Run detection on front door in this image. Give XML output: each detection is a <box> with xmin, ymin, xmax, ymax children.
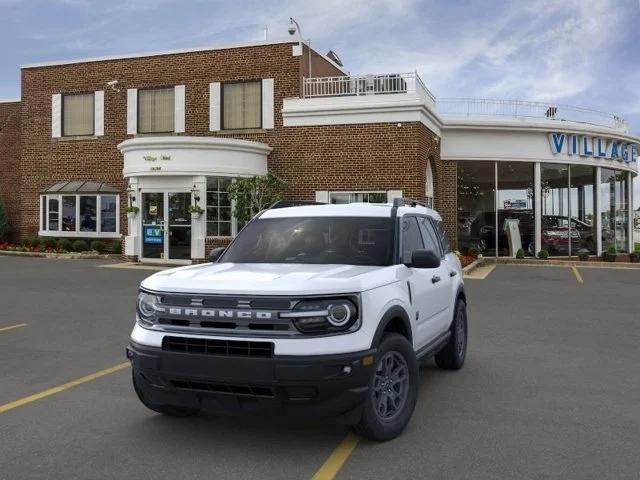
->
<box><xmin>141</xmin><ymin>192</ymin><xmax>191</xmax><ymax>262</ymax></box>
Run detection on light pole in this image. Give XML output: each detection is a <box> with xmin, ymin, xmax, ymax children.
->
<box><xmin>288</xmin><ymin>17</ymin><xmax>312</xmax><ymax>89</ymax></box>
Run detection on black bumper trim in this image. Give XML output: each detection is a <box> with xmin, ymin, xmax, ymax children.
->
<box><xmin>127</xmin><ymin>341</ymin><xmax>376</xmax><ymax>421</ymax></box>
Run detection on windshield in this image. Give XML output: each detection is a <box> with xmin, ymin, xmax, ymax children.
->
<box><xmin>221</xmin><ymin>216</ymin><xmax>394</xmax><ymax>266</ymax></box>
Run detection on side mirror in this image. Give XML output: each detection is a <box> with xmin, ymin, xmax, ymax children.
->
<box><xmin>409</xmin><ymin>249</ymin><xmax>441</xmax><ymax>269</ymax></box>
<box><xmin>208</xmin><ymin>247</ymin><xmax>226</xmax><ymax>263</ymax></box>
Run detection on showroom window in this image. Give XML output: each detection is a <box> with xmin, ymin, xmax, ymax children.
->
<box><xmin>206</xmin><ymin>177</ymin><xmax>234</xmax><ymax>236</ymax></box>
<box><xmin>541</xmin><ymin>164</ymin><xmax>570</xmax><ymax>256</ymax></box>
<box><xmin>457</xmin><ymin>161</ymin><xmax>496</xmax><ymax>256</ymax></box>
<box><xmin>329</xmin><ymin>192</ymin><xmax>388</xmax><ymax>204</ymax></box>
<box><xmin>138</xmin><ymin>87</ymin><xmax>175</xmax><ymax>133</ymax></box>
<box><xmin>62</xmin><ymin>92</ymin><xmax>94</xmax><ymax>136</ymax></box>
<box><xmin>41</xmin><ymin>194</ymin><xmax>119</xmax><ymax>237</ymax></box>
<box><xmin>497</xmin><ymin>162</ymin><xmax>535</xmax><ymax>256</ymax></box>
<box><xmin>222</xmin><ymin>81</ymin><xmax>261</xmax><ymax>130</ymax></box>
<box><xmin>601</xmin><ymin>168</ymin><xmax>629</xmax><ymax>253</ymax></box>
<box><xmin>569</xmin><ymin>165</ymin><xmax>597</xmax><ymax>254</ymax></box>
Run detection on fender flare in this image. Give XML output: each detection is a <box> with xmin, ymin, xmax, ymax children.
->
<box><xmin>371</xmin><ymin>305</ymin><xmax>413</xmax><ymax>348</ymax></box>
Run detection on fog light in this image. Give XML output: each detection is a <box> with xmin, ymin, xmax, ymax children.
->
<box><xmin>361</xmin><ymin>355</ymin><xmax>374</xmax><ymax>366</ymax></box>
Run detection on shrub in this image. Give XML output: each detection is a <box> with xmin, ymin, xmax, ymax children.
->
<box><xmin>90</xmin><ymin>240</ymin><xmax>107</xmax><ymax>253</ymax></box>
<box><xmin>607</xmin><ymin>245</ymin><xmax>617</xmax><ymax>254</ymax></box>
<box><xmin>629</xmin><ymin>252</ymin><xmax>640</xmax><ymax>263</ymax></box>
<box><xmin>71</xmin><ymin>239</ymin><xmax>89</xmax><ymax>252</ymax></box>
<box><xmin>468</xmin><ymin>247</ymin><xmax>479</xmax><ymax>257</ymax></box>
<box><xmin>57</xmin><ymin>238</ymin><xmax>73</xmax><ymax>252</ymax></box>
<box><xmin>0</xmin><ymin>197</ymin><xmax>9</xmax><ymax>242</ymax></box>
<box><xmin>22</xmin><ymin>238</ymin><xmax>36</xmax><ymax>248</ymax></box>
<box><xmin>40</xmin><ymin>237</ymin><xmax>57</xmax><ymax>249</ymax></box>
<box><xmin>578</xmin><ymin>250</ymin><xmax>590</xmax><ymax>262</ymax></box>
<box><xmin>110</xmin><ymin>239</ymin><xmax>122</xmax><ymax>254</ymax></box>
<box><xmin>537</xmin><ymin>249</ymin><xmax>549</xmax><ymax>260</ymax></box>
<box><xmin>515</xmin><ymin>248</ymin><xmax>525</xmax><ymax>259</ymax></box>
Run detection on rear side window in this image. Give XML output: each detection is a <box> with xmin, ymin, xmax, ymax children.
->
<box><xmin>401</xmin><ymin>217</ymin><xmax>424</xmax><ymax>264</ymax></box>
<box><xmin>434</xmin><ymin>219</ymin><xmax>452</xmax><ymax>253</ymax></box>
<box><xmin>418</xmin><ymin>217</ymin><xmax>442</xmax><ymax>256</ymax></box>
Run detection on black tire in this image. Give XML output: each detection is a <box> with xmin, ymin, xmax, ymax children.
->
<box><xmin>132</xmin><ymin>370</ymin><xmax>200</xmax><ymax>417</ymax></box>
<box><xmin>353</xmin><ymin>333</ymin><xmax>418</xmax><ymax>441</ymax></box>
<box><xmin>435</xmin><ymin>300</ymin><xmax>467</xmax><ymax>370</ymax></box>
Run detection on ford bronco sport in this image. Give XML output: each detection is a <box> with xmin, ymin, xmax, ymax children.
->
<box><xmin>127</xmin><ymin>198</ymin><xmax>467</xmax><ymax>441</ymax></box>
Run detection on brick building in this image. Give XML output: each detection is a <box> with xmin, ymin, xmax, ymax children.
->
<box><xmin>0</xmin><ymin>38</ymin><xmax>638</xmax><ymax>262</ymax></box>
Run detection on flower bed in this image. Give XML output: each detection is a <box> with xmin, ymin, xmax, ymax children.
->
<box><xmin>0</xmin><ymin>241</ymin><xmax>65</xmax><ymax>254</ymax></box>
<box><xmin>459</xmin><ymin>255</ymin><xmax>476</xmax><ymax>268</ymax></box>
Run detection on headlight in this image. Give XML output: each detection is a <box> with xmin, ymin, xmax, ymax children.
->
<box><xmin>282</xmin><ymin>297</ymin><xmax>359</xmax><ymax>335</ymax></box>
<box><xmin>136</xmin><ymin>291</ymin><xmax>162</xmax><ymax>326</ymax></box>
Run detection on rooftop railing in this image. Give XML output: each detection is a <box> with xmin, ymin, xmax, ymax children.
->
<box><xmin>436</xmin><ymin>98</ymin><xmax>628</xmax><ymax>131</ymax></box>
<box><xmin>302</xmin><ymin>72</ymin><xmax>436</xmax><ymax>103</ymax></box>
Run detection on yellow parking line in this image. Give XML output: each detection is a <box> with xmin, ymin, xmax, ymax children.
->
<box><xmin>571</xmin><ymin>266</ymin><xmax>583</xmax><ymax>284</ymax></box>
<box><xmin>0</xmin><ymin>362</ymin><xmax>130</xmax><ymax>414</ymax></box>
<box><xmin>312</xmin><ymin>432</ymin><xmax>360</xmax><ymax>480</ymax></box>
<box><xmin>0</xmin><ymin>323</ymin><xmax>27</xmax><ymax>333</ymax></box>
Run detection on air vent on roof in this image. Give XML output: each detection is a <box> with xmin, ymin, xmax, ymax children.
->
<box><xmin>326</xmin><ymin>50</ymin><xmax>343</xmax><ymax>67</ymax></box>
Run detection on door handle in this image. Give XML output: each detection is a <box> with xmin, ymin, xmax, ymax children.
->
<box><xmin>431</xmin><ymin>275</ymin><xmax>441</xmax><ymax>284</ymax></box>
<box><xmin>449</xmin><ymin>270</ymin><xmax>457</xmax><ymax>277</ymax></box>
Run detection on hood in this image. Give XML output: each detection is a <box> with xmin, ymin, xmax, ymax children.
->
<box><xmin>141</xmin><ymin>263</ymin><xmax>400</xmax><ymax>296</ymax></box>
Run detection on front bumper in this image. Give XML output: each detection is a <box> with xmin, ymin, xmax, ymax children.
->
<box><xmin>127</xmin><ymin>341</ymin><xmax>376</xmax><ymax>422</ymax></box>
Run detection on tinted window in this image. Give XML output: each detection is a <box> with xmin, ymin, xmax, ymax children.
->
<box><xmin>418</xmin><ymin>217</ymin><xmax>441</xmax><ymax>256</ymax></box>
<box><xmin>222</xmin><ymin>217</ymin><xmax>393</xmax><ymax>266</ymax></box>
<box><xmin>401</xmin><ymin>217</ymin><xmax>424</xmax><ymax>264</ymax></box>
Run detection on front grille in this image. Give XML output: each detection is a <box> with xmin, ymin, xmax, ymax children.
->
<box><xmin>162</xmin><ymin>336</ymin><xmax>274</xmax><ymax>358</ymax></box>
<box><xmin>171</xmin><ymin>379</ymin><xmax>275</xmax><ymax>398</ymax></box>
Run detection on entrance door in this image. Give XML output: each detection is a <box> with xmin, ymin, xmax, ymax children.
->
<box><xmin>141</xmin><ymin>192</ymin><xmax>191</xmax><ymax>262</ymax></box>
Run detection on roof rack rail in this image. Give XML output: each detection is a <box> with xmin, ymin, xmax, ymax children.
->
<box><xmin>269</xmin><ymin>200</ymin><xmax>326</xmax><ymax>209</ymax></box>
<box><xmin>392</xmin><ymin>197</ymin><xmax>428</xmax><ymax>208</ymax></box>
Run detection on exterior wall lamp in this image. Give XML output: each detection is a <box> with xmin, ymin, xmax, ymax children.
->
<box><xmin>288</xmin><ymin>17</ymin><xmax>312</xmax><ymax>79</ymax></box>
<box><xmin>191</xmin><ymin>184</ymin><xmax>201</xmax><ymax>204</ymax></box>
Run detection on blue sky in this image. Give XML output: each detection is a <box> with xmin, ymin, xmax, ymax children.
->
<box><xmin>1</xmin><ymin>0</ymin><xmax>639</xmax><ymax>202</ymax></box>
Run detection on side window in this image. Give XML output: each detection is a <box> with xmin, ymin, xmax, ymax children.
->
<box><xmin>418</xmin><ymin>217</ymin><xmax>442</xmax><ymax>256</ymax></box>
<box><xmin>434</xmin><ymin>219</ymin><xmax>452</xmax><ymax>253</ymax></box>
<box><xmin>401</xmin><ymin>216</ymin><xmax>424</xmax><ymax>264</ymax></box>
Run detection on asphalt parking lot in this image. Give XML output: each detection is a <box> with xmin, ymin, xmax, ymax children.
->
<box><xmin>1</xmin><ymin>257</ymin><xmax>639</xmax><ymax>480</ymax></box>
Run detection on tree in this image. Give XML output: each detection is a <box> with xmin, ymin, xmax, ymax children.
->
<box><xmin>227</xmin><ymin>173</ymin><xmax>286</xmax><ymax>225</ymax></box>
<box><xmin>0</xmin><ymin>197</ymin><xmax>9</xmax><ymax>241</ymax></box>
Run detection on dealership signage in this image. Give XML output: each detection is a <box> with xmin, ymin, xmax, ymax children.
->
<box><xmin>549</xmin><ymin>133</ymin><xmax>638</xmax><ymax>163</ymax></box>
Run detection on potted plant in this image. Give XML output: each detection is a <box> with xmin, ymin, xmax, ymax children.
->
<box><xmin>126</xmin><ymin>206</ymin><xmax>139</xmax><ymax>221</ymax></box>
<box><xmin>604</xmin><ymin>245</ymin><xmax>617</xmax><ymax>262</ymax></box>
<box><xmin>189</xmin><ymin>205</ymin><xmax>204</xmax><ymax>219</ymax></box>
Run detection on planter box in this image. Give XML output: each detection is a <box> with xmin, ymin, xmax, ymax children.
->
<box><xmin>127</xmin><ymin>212</ymin><xmax>137</xmax><ymax>221</ymax></box>
<box><xmin>190</xmin><ymin>212</ymin><xmax>202</xmax><ymax>220</ymax></box>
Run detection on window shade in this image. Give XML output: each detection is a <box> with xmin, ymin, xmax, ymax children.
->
<box><xmin>223</xmin><ymin>81</ymin><xmax>261</xmax><ymax>129</ymax></box>
<box><xmin>63</xmin><ymin>93</ymin><xmax>94</xmax><ymax>136</ymax></box>
<box><xmin>138</xmin><ymin>88</ymin><xmax>175</xmax><ymax>133</ymax></box>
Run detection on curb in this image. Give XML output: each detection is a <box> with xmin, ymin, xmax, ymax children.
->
<box><xmin>0</xmin><ymin>250</ymin><xmax>122</xmax><ymax>260</ymax></box>
<box><xmin>462</xmin><ymin>257</ymin><xmax>486</xmax><ymax>274</ymax></box>
<box><xmin>491</xmin><ymin>257</ymin><xmax>640</xmax><ymax>269</ymax></box>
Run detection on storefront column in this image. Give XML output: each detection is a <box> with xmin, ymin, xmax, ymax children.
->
<box><xmin>628</xmin><ymin>171</ymin><xmax>634</xmax><ymax>253</ymax></box>
<box><xmin>191</xmin><ymin>175</ymin><xmax>207</xmax><ymax>261</ymax></box>
<box><xmin>595</xmin><ymin>167</ymin><xmax>602</xmax><ymax>256</ymax></box>
<box><xmin>534</xmin><ymin>162</ymin><xmax>541</xmax><ymax>255</ymax></box>
<box><xmin>125</xmin><ymin>177</ymin><xmax>140</xmax><ymax>259</ymax></box>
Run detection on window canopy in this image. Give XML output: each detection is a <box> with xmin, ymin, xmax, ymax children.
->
<box><xmin>42</xmin><ymin>180</ymin><xmax>119</xmax><ymax>194</ymax></box>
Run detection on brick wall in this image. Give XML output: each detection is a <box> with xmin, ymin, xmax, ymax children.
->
<box><xmin>0</xmin><ymin>101</ymin><xmax>21</xmax><ymax>241</ymax></box>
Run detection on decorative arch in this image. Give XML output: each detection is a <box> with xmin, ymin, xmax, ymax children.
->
<box><xmin>425</xmin><ymin>158</ymin><xmax>435</xmax><ymax>208</ymax></box>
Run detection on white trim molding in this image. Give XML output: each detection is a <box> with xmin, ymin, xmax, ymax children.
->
<box><xmin>174</xmin><ymin>85</ymin><xmax>186</xmax><ymax>133</ymax></box>
<box><xmin>51</xmin><ymin>94</ymin><xmax>61</xmax><ymax>138</ymax></box>
<box><xmin>94</xmin><ymin>90</ymin><xmax>104</xmax><ymax>136</ymax></box>
<box><xmin>262</xmin><ymin>78</ymin><xmax>275</xmax><ymax>129</ymax></box>
<box><xmin>209</xmin><ymin>82</ymin><xmax>221</xmax><ymax>131</ymax></box>
<box><xmin>127</xmin><ymin>88</ymin><xmax>138</xmax><ymax>135</ymax></box>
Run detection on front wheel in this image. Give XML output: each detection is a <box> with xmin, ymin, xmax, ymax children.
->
<box><xmin>435</xmin><ymin>300</ymin><xmax>467</xmax><ymax>370</ymax></box>
<box><xmin>353</xmin><ymin>333</ymin><xmax>418</xmax><ymax>441</ymax></box>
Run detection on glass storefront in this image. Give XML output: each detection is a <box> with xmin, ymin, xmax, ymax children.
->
<box><xmin>601</xmin><ymin>168</ymin><xmax>629</xmax><ymax>253</ymax></box>
<box><xmin>497</xmin><ymin>163</ymin><xmax>535</xmax><ymax>256</ymax></box>
<box><xmin>457</xmin><ymin>161</ymin><xmax>631</xmax><ymax>257</ymax></box>
<box><xmin>457</xmin><ymin>161</ymin><xmax>496</xmax><ymax>256</ymax></box>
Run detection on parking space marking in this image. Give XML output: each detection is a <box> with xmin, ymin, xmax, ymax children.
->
<box><xmin>311</xmin><ymin>432</ymin><xmax>360</xmax><ymax>480</ymax></box>
<box><xmin>571</xmin><ymin>266</ymin><xmax>584</xmax><ymax>284</ymax></box>
<box><xmin>0</xmin><ymin>323</ymin><xmax>27</xmax><ymax>333</ymax></box>
<box><xmin>0</xmin><ymin>362</ymin><xmax>130</xmax><ymax>414</ymax></box>
<box><xmin>98</xmin><ymin>262</ymin><xmax>169</xmax><ymax>271</ymax></box>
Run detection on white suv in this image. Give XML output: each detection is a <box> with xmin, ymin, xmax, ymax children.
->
<box><xmin>127</xmin><ymin>199</ymin><xmax>467</xmax><ymax>441</ymax></box>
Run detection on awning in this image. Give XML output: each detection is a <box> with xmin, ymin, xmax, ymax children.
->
<box><xmin>42</xmin><ymin>180</ymin><xmax>120</xmax><ymax>194</ymax></box>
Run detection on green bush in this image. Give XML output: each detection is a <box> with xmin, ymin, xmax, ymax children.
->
<box><xmin>629</xmin><ymin>252</ymin><xmax>639</xmax><ymax>263</ymax></box>
<box><xmin>90</xmin><ymin>240</ymin><xmax>107</xmax><ymax>253</ymax></box>
<box><xmin>110</xmin><ymin>239</ymin><xmax>122</xmax><ymax>254</ymax></box>
<box><xmin>40</xmin><ymin>237</ymin><xmax>58</xmax><ymax>249</ymax></box>
<box><xmin>607</xmin><ymin>245</ymin><xmax>617</xmax><ymax>254</ymax></box>
<box><xmin>72</xmin><ymin>239</ymin><xmax>89</xmax><ymax>252</ymax></box>
<box><xmin>57</xmin><ymin>238</ymin><xmax>73</xmax><ymax>252</ymax></box>
<box><xmin>578</xmin><ymin>250</ymin><xmax>590</xmax><ymax>261</ymax></box>
<box><xmin>22</xmin><ymin>238</ymin><xmax>37</xmax><ymax>248</ymax></box>
<box><xmin>537</xmin><ymin>249</ymin><xmax>549</xmax><ymax>260</ymax></box>
<box><xmin>515</xmin><ymin>248</ymin><xmax>525</xmax><ymax>259</ymax></box>
<box><xmin>468</xmin><ymin>247</ymin><xmax>479</xmax><ymax>257</ymax></box>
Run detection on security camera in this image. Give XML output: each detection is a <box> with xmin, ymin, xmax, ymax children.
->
<box><xmin>288</xmin><ymin>18</ymin><xmax>297</xmax><ymax>35</ymax></box>
<box><xmin>106</xmin><ymin>80</ymin><xmax>120</xmax><ymax>93</ymax></box>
